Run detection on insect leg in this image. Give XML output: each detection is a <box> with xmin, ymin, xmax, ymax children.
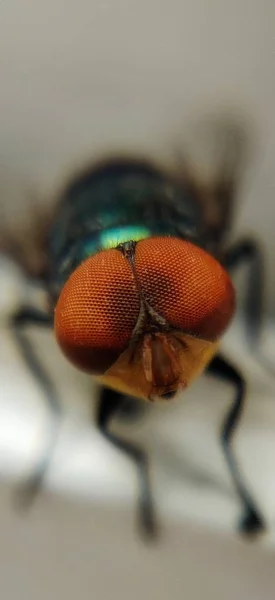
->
<box><xmin>10</xmin><ymin>307</ymin><xmax>63</xmax><ymax>509</ymax></box>
<box><xmin>97</xmin><ymin>386</ymin><xmax>158</xmax><ymax>540</ymax></box>
<box><xmin>224</xmin><ymin>238</ymin><xmax>275</xmax><ymax>373</ymax></box>
<box><xmin>223</xmin><ymin>238</ymin><xmax>265</xmax><ymax>352</ymax></box>
<box><xmin>206</xmin><ymin>353</ymin><xmax>265</xmax><ymax>536</ymax></box>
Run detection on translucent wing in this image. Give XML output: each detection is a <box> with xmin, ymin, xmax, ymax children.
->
<box><xmin>173</xmin><ymin>114</ymin><xmax>252</xmax><ymax>258</ymax></box>
<box><xmin>0</xmin><ymin>168</ymin><xmax>54</xmax><ymax>279</ymax></box>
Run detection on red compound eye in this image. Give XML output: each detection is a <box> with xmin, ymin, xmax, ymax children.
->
<box><xmin>135</xmin><ymin>237</ymin><xmax>235</xmax><ymax>341</ymax></box>
<box><xmin>54</xmin><ymin>236</ymin><xmax>235</xmax><ymax>398</ymax></box>
<box><xmin>54</xmin><ymin>248</ymin><xmax>140</xmax><ymax>373</ymax></box>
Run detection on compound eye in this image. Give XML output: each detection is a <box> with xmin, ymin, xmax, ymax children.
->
<box><xmin>135</xmin><ymin>237</ymin><xmax>235</xmax><ymax>340</ymax></box>
<box><xmin>54</xmin><ymin>248</ymin><xmax>140</xmax><ymax>373</ymax></box>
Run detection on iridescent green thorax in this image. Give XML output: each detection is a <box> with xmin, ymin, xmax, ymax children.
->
<box><xmin>83</xmin><ymin>225</ymin><xmax>152</xmax><ymax>258</ymax></box>
<box><xmin>47</xmin><ymin>159</ymin><xmax>202</xmax><ymax>300</ymax></box>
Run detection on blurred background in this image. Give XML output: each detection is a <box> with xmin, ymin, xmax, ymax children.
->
<box><xmin>0</xmin><ymin>1</ymin><xmax>275</xmax><ymax>599</ymax></box>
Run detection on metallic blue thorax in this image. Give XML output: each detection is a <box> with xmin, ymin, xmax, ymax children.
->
<box><xmin>47</xmin><ymin>160</ymin><xmax>203</xmax><ymax>301</ymax></box>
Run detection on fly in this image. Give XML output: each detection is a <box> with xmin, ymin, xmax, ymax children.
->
<box><xmin>2</xmin><ymin>122</ymin><xmax>267</xmax><ymax>540</ymax></box>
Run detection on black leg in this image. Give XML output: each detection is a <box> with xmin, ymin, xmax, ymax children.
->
<box><xmin>224</xmin><ymin>238</ymin><xmax>275</xmax><ymax>374</ymax></box>
<box><xmin>10</xmin><ymin>306</ymin><xmax>63</xmax><ymax>509</ymax></box>
<box><xmin>206</xmin><ymin>354</ymin><xmax>265</xmax><ymax>536</ymax></box>
<box><xmin>97</xmin><ymin>387</ymin><xmax>158</xmax><ymax>540</ymax></box>
<box><xmin>224</xmin><ymin>238</ymin><xmax>264</xmax><ymax>346</ymax></box>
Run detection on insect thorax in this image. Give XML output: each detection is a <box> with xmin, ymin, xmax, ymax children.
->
<box><xmin>47</xmin><ymin>159</ymin><xmax>202</xmax><ymax>301</ymax></box>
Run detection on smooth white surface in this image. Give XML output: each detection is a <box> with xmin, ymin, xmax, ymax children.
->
<box><xmin>1</xmin><ymin>489</ymin><xmax>275</xmax><ymax>600</ymax></box>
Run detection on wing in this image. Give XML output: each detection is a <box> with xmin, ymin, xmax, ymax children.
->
<box><xmin>173</xmin><ymin>114</ymin><xmax>252</xmax><ymax>258</ymax></box>
<box><xmin>0</xmin><ymin>170</ymin><xmax>55</xmax><ymax>280</ymax></box>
